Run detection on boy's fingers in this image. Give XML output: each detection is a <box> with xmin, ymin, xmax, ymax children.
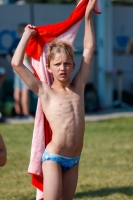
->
<box><xmin>26</xmin><ymin>24</ymin><xmax>36</xmax><ymax>29</ymax></box>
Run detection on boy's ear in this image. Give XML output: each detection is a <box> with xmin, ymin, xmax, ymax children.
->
<box><xmin>46</xmin><ymin>64</ymin><xmax>52</xmax><ymax>73</ymax></box>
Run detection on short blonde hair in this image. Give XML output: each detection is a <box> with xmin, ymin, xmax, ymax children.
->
<box><xmin>47</xmin><ymin>40</ymin><xmax>74</xmax><ymax>65</ymax></box>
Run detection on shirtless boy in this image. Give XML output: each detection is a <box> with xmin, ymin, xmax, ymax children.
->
<box><xmin>11</xmin><ymin>0</ymin><xmax>96</xmax><ymax>199</ymax></box>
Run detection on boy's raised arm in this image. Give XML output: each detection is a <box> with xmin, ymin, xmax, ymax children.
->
<box><xmin>73</xmin><ymin>0</ymin><xmax>96</xmax><ymax>87</ymax></box>
<box><xmin>11</xmin><ymin>25</ymin><xmax>42</xmax><ymax>96</ymax></box>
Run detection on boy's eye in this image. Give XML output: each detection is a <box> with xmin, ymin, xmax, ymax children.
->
<box><xmin>54</xmin><ymin>63</ymin><xmax>60</xmax><ymax>66</ymax></box>
<box><xmin>54</xmin><ymin>62</ymin><xmax>71</xmax><ymax>66</ymax></box>
<box><xmin>65</xmin><ymin>62</ymin><xmax>71</xmax><ymax>65</ymax></box>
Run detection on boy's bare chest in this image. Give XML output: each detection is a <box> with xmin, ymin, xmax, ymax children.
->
<box><xmin>40</xmin><ymin>90</ymin><xmax>85</xmax><ymax>136</ymax></box>
<box><xmin>41</xmin><ymin>91</ymin><xmax>84</xmax><ymax>117</ymax></box>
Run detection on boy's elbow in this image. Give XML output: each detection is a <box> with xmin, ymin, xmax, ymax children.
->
<box><xmin>84</xmin><ymin>41</ymin><xmax>96</xmax><ymax>52</ymax></box>
<box><xmin>91</xmin><ymin>40</ymin><xmax>96</xmax><ymax>49</ymax></box>
<box><xmin>91</xmin><ymin>44</ymin><xmax>95</xmax><ymax>52</ymax></box>
<box><xmin>11</xmin><ymin>58</ymin><xmax>16</xmax><ymax>69</ymax></box>
<box><xmin>86</xmin><ymin>45</ymin><xmax>95</xmax><ymax>54</ymax></box>
<box><xmin>90</xmin><ymin>43</ymin><xmax>96</xmax><ymax>53</ymax></box>
<box><xmin>11</xmin><ymin>59</ymin><xmax>19</xmax><ymax>70</ymax></box>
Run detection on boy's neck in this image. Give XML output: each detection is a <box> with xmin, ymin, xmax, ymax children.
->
<box><xmin>51</xmin><ymin>79</ymin><xmax>71</xmax><ymax>91</ymax></box>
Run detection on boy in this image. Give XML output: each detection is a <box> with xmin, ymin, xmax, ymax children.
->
<box><xmin>12</xmin><ymin>0</ymin><xmax>96</xmax><ymax>199</ymax></box>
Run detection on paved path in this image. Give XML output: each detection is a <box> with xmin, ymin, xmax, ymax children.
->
<box><xmin>85</xmin><ymin>108</ymin><xmax>133</xmax><ymax>122</ymax></box>
<box><xmin>5</xmin><ymin>116</ymin><xmax>35</xmax><ymax>124</ymax></box>
<box><xmin>3</xmin><ymin>107</ymin><xmax>133</xmax><ymax>124</ymax></box>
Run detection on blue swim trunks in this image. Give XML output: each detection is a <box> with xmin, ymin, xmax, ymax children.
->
<box><xmin>42</xmin><ymin>149</ymin><xmax>80</xmax><ymax>172</ymax></box>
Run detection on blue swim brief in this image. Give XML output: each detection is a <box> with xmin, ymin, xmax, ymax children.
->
<box><xmin>42</xmin><ymin>149</ymin><xmax>80</xmax><ymax>172</ymax></box>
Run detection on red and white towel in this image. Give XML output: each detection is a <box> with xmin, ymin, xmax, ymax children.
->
<box><xmin>26</xmin><ymin>0</ymin><xmax>101</xmax><ymax>199</ymax></box>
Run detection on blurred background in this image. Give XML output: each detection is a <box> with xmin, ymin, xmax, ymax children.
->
<box><xmin>0</xmin><ymin>0</ymin><xmax>133</xmax><ymax>120</ymax></box>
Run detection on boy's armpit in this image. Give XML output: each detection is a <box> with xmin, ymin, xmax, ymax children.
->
<box><xmin>38</xmin><ymin>82</ymin><xmax>52</xmax><ymax>98</ymax></box>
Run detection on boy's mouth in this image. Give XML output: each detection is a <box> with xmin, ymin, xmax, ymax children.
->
<box><xmin>60</xmin><ymin>73</ymin><xmax>66</xmax><ymax>77</ymax></box>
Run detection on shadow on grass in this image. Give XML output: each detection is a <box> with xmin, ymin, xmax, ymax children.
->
<box><xmin>74</xmin><ymin>186</ymin><xmax>133</xmax><ymax>199</ymax></box>
<box><xmin>18</xmin><ymin>186</ymin><xmax>133</xmax><ymax>200</ymax></box>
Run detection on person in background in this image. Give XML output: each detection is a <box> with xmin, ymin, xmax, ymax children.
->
<box><xmin>0</xmin><ymin>66</ymin><xmax>6</xmax><ymax>122</ymax></box>
<box><xmin>8</xmin><ymin>23</ymin><xmax>33</xmax><ymax>119</ymax></box>
<box><xmin>13</xmin><ymin>53</ymin><xmax>33</xmax><ymax>119</ymax></box>
<box><xmin>0</xmin><ymin>134</ymin><xmax>7</xmax><ymax>167</ymax></box>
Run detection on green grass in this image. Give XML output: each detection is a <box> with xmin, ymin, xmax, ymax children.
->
<box><xmin>0</xmin><ymin>117</ymin><xmax>133</xmax><ymax>200</ymax></box>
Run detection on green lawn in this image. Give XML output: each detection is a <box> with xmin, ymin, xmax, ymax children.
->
<box><xmin>0</xmin><ymin>117</ymin><xmax>133</xmax><ymax>200</ymax></box>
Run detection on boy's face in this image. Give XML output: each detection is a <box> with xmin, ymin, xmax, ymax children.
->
<box><xmin>47</xmin><ymin>53</ymin><xmax>75</xmax><ymax>82</ymax></box>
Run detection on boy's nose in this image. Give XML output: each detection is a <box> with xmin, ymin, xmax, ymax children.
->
<box><xmin>60</xmin><ymin>64</ymin><xmax>65</xmax><ymax>70</ymax></box>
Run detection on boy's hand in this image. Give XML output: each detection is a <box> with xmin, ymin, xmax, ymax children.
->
<box><xmin>85</xmin><ymin>0</ymin><xmax>97</xmax><ymax>17</ymax></box>
<box><xmin>24</xmin><ymin>24</ymin><xmax>37</xmax><ymax>37</ymax></box>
